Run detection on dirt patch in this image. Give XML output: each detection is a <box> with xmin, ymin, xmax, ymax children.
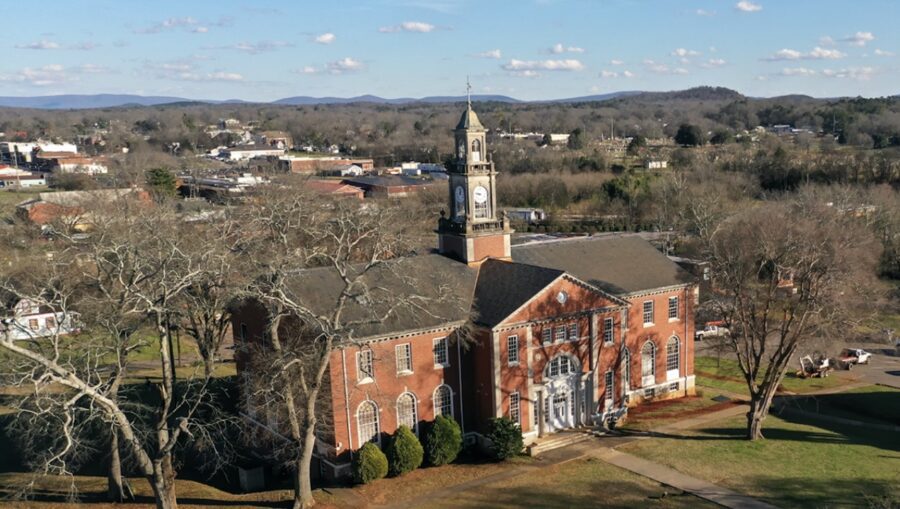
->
<box><xmin>626</xmin><ymin>396</ymin><xmax>744</xmax><ymax>423</ymax></box>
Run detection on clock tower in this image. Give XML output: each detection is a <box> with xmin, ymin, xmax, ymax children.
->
<box><xmin>437</xmin><ymin>94</ymin><xmax>512</xmax><ymax>266</ymax></box>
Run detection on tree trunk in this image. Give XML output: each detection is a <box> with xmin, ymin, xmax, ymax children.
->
<box><xmin>107</xmin><ymin>430</ymin><xmax>132</xmax><ymax>502</ymax></box>
<box><xmin>293</xmin><ymin>423</ymin><xmax>318</xmax><ymax>509</ymax></box>
<box><xmin>746</xmin><ymin>385</ymin><xmax>777</xmax><ymax>440</ymax></box>
<box><xmin>150</xmin><ymin>457</ymin><xmax>178</xmax><ymax>509</ymax></box>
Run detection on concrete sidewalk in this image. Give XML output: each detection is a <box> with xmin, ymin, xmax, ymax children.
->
<box><xmin>592</xmin><ymin>448</ymin><xmax>779</xmax><ymax>509</ymax></box>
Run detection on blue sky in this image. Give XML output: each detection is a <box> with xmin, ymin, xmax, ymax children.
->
<box><xmin>1</xmin><ymin>0</ymin><xmax>897</xmax><ymax>101</ymax></box>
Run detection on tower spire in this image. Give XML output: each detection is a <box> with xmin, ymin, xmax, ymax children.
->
<box><xmin>466</xmin><ymin>76</ymin><xmax>472</xmax><ymax>109</ymax></box>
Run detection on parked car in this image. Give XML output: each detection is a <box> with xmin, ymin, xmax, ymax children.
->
<box><xmin>837</xmin><ymin>348</ymin><xmax>872</xmax><ymax>369</ymax></box>
<box><xmin>695</xmin><ymin>321</ymin><xmax>730</xmax><ymax>340</ymax></box>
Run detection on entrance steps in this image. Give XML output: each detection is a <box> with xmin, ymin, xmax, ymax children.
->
<box><xmin>527</xmin><ymin>429</ymin><xmax>595</xmax><ymax>456</ymax></box>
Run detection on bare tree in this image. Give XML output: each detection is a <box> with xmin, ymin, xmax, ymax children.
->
<box><xmin>0</xmin><ymin>200</ymin><xmax>230</xmax><ymax>509</ymax></box>
<box><xmin>703</xmin><ymin>199</ymin><xmax>879</xmax><ymax>439</ymax></box>
<box><xmin>236</xmin><ymin>187</ymin><xmax>457</xmax><ymax>509</ymax></box>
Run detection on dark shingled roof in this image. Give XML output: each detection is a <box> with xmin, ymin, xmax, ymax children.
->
<box><xmin>455</xmin><ymin>106</ymin><xmax>484</xmax><ymax>131</ymax></box>
<box><xmin>284</xmin><ymin>254</ymin><xmax>476</xmax><ymax>339</ymax></box>
<box><xmin>512</xmin><ymin>235</ymin><xmax>694</xmax><ymax>295</ymax></box>
<box><xmin>472</xmin><ymin>259</ymin><xmax>563</xmax><ymax>327</ymax></box>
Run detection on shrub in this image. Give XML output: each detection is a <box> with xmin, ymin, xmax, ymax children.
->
<box><xmin>425</xmin><ymin>415</ymin><xmax>462</xmax><ymax>466</ymax></box>
<box><xmin>487</xmin><ymin>417</ymin><xmax>523</xmax><ymax>461</ymax></box>
<box><xmin>385</xmin><ymin>425</ymin><xmax>423</xmax><ymax>476</ymax></box>
<box><xmin>353</xmin><ymin>442</ymin><xmax>388</xmax><ymax>484</ymax></box>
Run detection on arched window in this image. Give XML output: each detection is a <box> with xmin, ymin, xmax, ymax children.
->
<box><xmin>397</xmin><ymin>392</ymin><xmax>418</xmax><ymax>433</ymax></box>
<box><xmin>357</xmin><ymin>401</ymin><xmax>380</xmax><ymax>445</ymax></box>
<box><xmin>641</xmin><ymin>341</ymin><xmax>656</xmax><ymax>385</ymax></box>
<box><xmin>546</xmin><ymin>355</ymin><xmax>580</xmax><ymax>378</ymax></box>
<box><xmin>622</xmin><ymin>348</ymin><xmax>631</xmax><ymax>390</ymax></box>
<box><xmin>471</xmin><ymin>139</ymin><xmax>481</xmax><ymax>154</ymax></box>
<box><xmin>434</xmin><ymin>385</ymin><xmax>453</xmax><ymax>418</ymax></box>
<box><xmin>666</xmin><ymin>336</ymin><xmax>680</xmax><ymax>372</ymax></box>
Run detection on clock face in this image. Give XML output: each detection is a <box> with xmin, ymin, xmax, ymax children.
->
<box><xmin>454</xmin><ymin>186</ymin><xmax>465</xmax><ymax>203</ymax></box>
<box><xmin>473</xmin><ymin>186</ymin><xmax>488</xmax><ymax>204</ymax></box>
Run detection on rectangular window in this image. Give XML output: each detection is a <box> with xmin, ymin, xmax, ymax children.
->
<box><xmin>568</xmin><ymin>323</ymin><xmax>578</xmax><ymax>341</ymax></box>
<box><xmin>507</xmin><ymin>335</ymin><xmax>519</xmax><ymax>365</ymax></box>
<box><xmin>509</xmin><ymin>392</ymin><xmax>520</xmax><ymax>426</ymax></box>
<box><xmin>668</xmin><ymin>296</ymin><xmax>679</xmax><ymax>320</ymax></box>
<box><xmin>555</xmin><ymin>326</ymin><xmax>566</xmax><ymax>343</ymax></box>
<box><xmin>474</xmin><ymin>199</ymin><xmax>490</xmax><ymax>219</ymax></box>
<box><xmin>541</xmin><ymin>328</ymin><xmax>552</xmax><ymax>345</ymax></box>
<box><xmin>28</xmin><ymin>319</ymin><xmax>39</xmax><ymax>330</ymax></box>
<box><xmin>45</xmin><ymin>316</ymin><xmax>56</xmax><ymax>329</ymax></box>
<box><xmin>239</xmin><ymin>323</ymin><xmax>248</xmax><ymax>342</ymax></box>
<box><xmin>605</xmin><ymin>370</ymin><xmax>614</xmax><ymax>403</ymax></box>
<box><xmin>642</xmin><ymin>301</ymin><xmax>654</xmax><ymax>325</ymax></box>
<box><xmin>603</xmin><ymin>317</ymin><xmax>614</xmax><ymax>344</ymax></box>
<box><xmin>396</xmin><ymin>343</ymin><xmax>412</xmax><ymax>374</ymax></box>
<box><xmin>357</xmin><ymin>350</ymin><xmax>374</xmax><ymax>382</ymax></box>
<box><xmin>433</xmin><ymin>337</ymin><xmax>449</xmax><ymax>367</ymax></box>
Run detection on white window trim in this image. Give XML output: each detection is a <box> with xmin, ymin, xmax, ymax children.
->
<box><xmin>357</xmin><ymin>350</ymin><xmax>374</xmax><ymax>384</ymax></box>
<box><xmin>568</xmin><ymin>322</ymin><xmax>578</xmax><ymax>342</ymax></box>
<box><xmin>554</xmin><ymin>326</ymin><xmax>566</xmax><ymax>343</ymax></box>
<box><xmin>605</xmin><ymin>370</ymin><xmax>614</xmax><ymax>402</ymax></box>
<box><xmin>668</xmin><ymin>296</ymin><xmax>680</xmax><ymax>322</ymax></box>
<box><xmin>642</xmin><ymin>301</ymin><xmax>655</xmax><ymax>327</ymax></box>
<box><xmin>433</xmin><ymin>384</ymin><xmax>454</xmax><ymax>419</ymax></box>
<box><xmin>433</xmin><ymin>337</ymin><xmax>449</xmax><ymax>368</ymax></box>
<box><xmin>507</xmin><ymin>335</ymin><xmax>519</xmax><ymax>366</ymax></box>
<box><xmin>509</xmin><ymin>391</ymin><xmax>520</xmax><ymax>426</ymax></box>
<box><xmin>541</xmin><ymin>328</ymin><xmax>552</xmax><ymax>345</ymax></box>
<box><xmin>396</xmin><ymin>392</ymin><xmax>418</xmax><ymax>434</ymax></box>
<box><xmin>356</xmin><ymin>400</ymin><xmax>380</xmax><ymax>446</ymax></box>
<box><xmin>603</xmin><ymin>317</ymin><xmax>614</xmax><ymax>344</ymax></box>
<box><xmin>396</xmin><ymin>343</ymin><xmax>413</xmax><ymax>376</ymax></box>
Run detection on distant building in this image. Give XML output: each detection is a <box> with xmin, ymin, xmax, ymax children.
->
<box><xmin>321</xmin><ymin>164</ymin><xmax>364</xmax><ymax>177</ymax></box>
<box><xmin>222</xmin><ymin>145</ymin><xmax>286</xmax><ymax>161</ymax></box>
<box><xmin>257</xmin><ymin>131</ymin><xmax>293</xmax><ymax>150</ymax></box>
<box><xmin>1</xmin><ymin>297</ymin><xmax>78</xmax><ymax>342</ymax></box>
<box><xmin>505</xmin><ymin>207</ymin><xmax>547</xmax><ymax>222</ymax></box>
<box><xmin>341</xmin><ymin>175</ymin><xmax>438</xmax><ymax>198</ymax></box>
<box><xmin>278</xmin><ymin>156</ymin><xmax>374</xmax><ymax>174</ymax></box>
<box><xmin>16</xmin><ymin>188</ymin><xmax>151</xmax><ymax>228</ymax></box>
<box><xmin>0</xmin><ymin>141</ymin><xmax>77</xmax><ymax>164</ymax></box>
<box><xmin>645</xmin><ymin>160</ymin><xmax>668</xmax><ymax>170</ymax></box>
<box><xmin>305</xmin><ymin>180</ymin><xmax>365</xmax><ymax>200</ymax></box>
<box><xmin>34</xmin><ymin>153</ymin><xmax>108</xmax><ymax>175</ymax></box>
<box><xmin>0</xmin><ymin>167</ymin><xmax>46</xmax><ymax>188</ymax></box>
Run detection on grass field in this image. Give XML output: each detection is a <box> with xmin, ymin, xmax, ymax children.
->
<box><xmin>620</xmin><ymin>413</ymin><xmax>900</xmax><ymax>508</ymax></box>
<box><xmin>618</xmin><ymin>392</ymin><xmax>739</xmax><ymax>432</ymax></box>
<box><xmin>694</xmin><ymin>356</ymin><xmax>847</xmax><ymax>396</ymax></box>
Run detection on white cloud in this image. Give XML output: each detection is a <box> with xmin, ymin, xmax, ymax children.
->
<box><xmin>214</xmin><ymin>41</ymin><xmax>293</xmax><ymax>54</ymax></box>
<box><xmin>298</xmin><ymin>66</ymin><xmax>320</xmax><ymax>74</ymax></box>
<box><xmin>874</xmin><ymin>48</ymin><xmax>894</xmax><ymax>57</ymax></box>
<box><xmin>192</xmin><ymin>26</ymin><xmax>209</xmax><ymax>34</ymax></box>
<box><xmin>645</xmin><ymin>61</ymin><xmax>688</xmax><ymax>75</ymax></box>
<box><xmin>502</xmin><ymin>59</ymin><xmax>585</xmax><ymax>71</ymax></box>
<box><xmin>809</xmin><ymin>46</ymin><xmax>845</xmax><ymax>59</ymax></box>
<box><xmin>550</xmin><ymin>43</ymin><xmax>585</xmax><ymax>54</ymax></box>
<box><xmin>379</xmin><ymin>21</ymin><xmax>435</xmax><ymax>33</ymax></box>
<box><xmin>314</xmin><ymin>32</ymin><xmax>336</xmax><ymax>44</ymax></box>
<box><xmin>510</xmin><ymin>70</ymin><xmax>541</xmax><ymax>78</ymax></box>
<box><xmin>327</xmin><ymin>57</ymin><xmax>364</xmax><ymax>74</ymax></box>
<box><xmin>822</xmin><ymin>67</ymin><xmax>875</xmax><ymax>80</ymax></box>
<box><xmin>475</xmin><ymin>49</ymin><xmax>502</xmax><ymax>59</ymax></box>
<box><xmin>671</xmin><ymin>48</ymin><xmax>700</xmax><ymax>57</ymax></box>
<box><xmin>735</xmin><ymin>1</ymin><xmax>762</xmax><ymax>12</ymax></box>
<box><xmin>819</xmin><ymin>36</ymin><xmax>835</xmax><ymax>46</ymax></box>
<box><xmin>841</xmin><ymin>31</ymin><xmax>874</xmax><ymax>47</ymax></box>
<box><xmin>77</xmin><ymin>64</ymin><xmax>109</xmax><ymax>74</ymax></box>
<box><xmin>765</xmin><ymin>47</ymin><xmax>844</xmax><ymax>61</ymax></box>
<box><xmin>173</xmin><ymin>71</ymin><xmax>244</xmax><ymax>82</ymax></box>
<box><xmin>0</xmin><ymin>64</ymin><xmax>71</xmax><ymax>86</ymax></box>
<box><xmin>610</xmin><ymin>59</ymin><xmax>624</xmax><ymax>65</ymax></box>
<box><xmin>14</xmin><ymin>40</ymin><xmax>61</xmax><ymax>50</ymax></box>
<box><xmin>695</xmin><ymin>8</ymin><xmax>714</xmax><ymax>16</ymax></box>
<box><xmin>780</xmin><ymin>67</ymin><xmax>817</xmax><ymax>76</ymax></box>
<box><xmin>700</xmin><ymin>58</ymin><xmax>727</xmax><ymax>68</ymax></box>
<box><xmin>599</xmin><ymin>70</ymin><xmax>618</xmax><ymax>78</ymax></box>
<box><xmin>622</xmin><ymin>70</ymin><xmax>635</xmax><ymax>78</ymax></box>
<box><xmin>136</xmin><ymin>16</ymin><xmax>198</xmax><ymax>34</ymax></box>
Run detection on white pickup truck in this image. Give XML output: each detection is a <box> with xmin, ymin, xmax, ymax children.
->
<box><xmin>837</xmin><ymin>348</ymin><xmax>872</xmax><ymax>367</ymax></box>
<box><xmin>695</xmin><ymin>323</ymin><xmax>730</xmax><ymax>340</ymax></box>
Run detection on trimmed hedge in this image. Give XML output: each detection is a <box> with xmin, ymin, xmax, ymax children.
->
<box><xmin>425</xmin><ymin>415</ymin><xmax>462</xmax><ymax>466</ymax></box>
<box><xmin>487</xmin><ymin>417</ymin><xmax>523</xmax><ymax>461</ymax></box>
<box><xmin>385</xmin><ymin>425</ymin><xmax>424</xmax><ymax>477</ymax></box>
<box><xmin>353</xmin><ymin>442</ymin><xmax>388</xmax><ymax>484</ymax></box>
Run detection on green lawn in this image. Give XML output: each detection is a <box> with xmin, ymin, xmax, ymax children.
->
<box><xmin>619</xmin><ymin>393</ymin><xmax>736</xmax><ymax>432</ymax></box>
<box><xmin>695</xmin><ymin>356</ymin><xmax>846</xmax><ymax>396</ymax></box>
<box><xmin>620</xmin><ymin>414</ymin><xmax>900</xmax><ymax>508</ymax></box>
<box><xmin>425</xmin><ymin>457</ymin><xmax>717</xmax><ymax>509</ymax></box>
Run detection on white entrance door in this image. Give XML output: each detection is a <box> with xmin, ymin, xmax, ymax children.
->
<box><xmin>544</xmin><ymin>378</ymin><xmax>577</xmax><ymax>432</ymax></box>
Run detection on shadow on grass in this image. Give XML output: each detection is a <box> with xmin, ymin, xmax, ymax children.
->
<box><xmin>745</xmin><ymin>475</ymin><xmax>899</xmax><ymax>509</ymax></box>
<box><xmin>0</xmin><ymin>488</ymin><xmax>291</xmax><ymax>508</ymax></box>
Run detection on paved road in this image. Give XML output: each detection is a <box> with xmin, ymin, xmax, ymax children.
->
<box><xmin>844</xmin><ymin>343</ymin><xmax>900</xmax><ymax>389</ymax></box>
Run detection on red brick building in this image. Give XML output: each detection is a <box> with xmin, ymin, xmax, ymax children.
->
<box><xmin>232</xmin><ymin>103</ymin><xmax>697</xmax><ymax>480</ymax></box>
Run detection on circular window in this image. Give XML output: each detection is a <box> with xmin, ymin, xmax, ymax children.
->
<box><xmin>556</xmin><ymin>291</ymin><xmax>568</xmax><ymax>304</ymax></box>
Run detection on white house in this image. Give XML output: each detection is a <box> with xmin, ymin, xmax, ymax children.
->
<box><xmin>221</xmin><ymin>145</ymin><xmax>286</xmax><ymax>161</ymax></box>
<box><xmin>1</xmin><ymin>298</ymin><xmax>78</xmax><ymax>341</ymax></box>
<box><xmin>0</xmin><ymin>167</ymin><xmax>46</xmax><ymax>188</ymax></box>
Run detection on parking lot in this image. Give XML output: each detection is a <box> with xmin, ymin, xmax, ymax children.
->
<box><xmin>843</xmin><ymin>343</ymin><xmax>900</xmax><ymax>389</ymax></box>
